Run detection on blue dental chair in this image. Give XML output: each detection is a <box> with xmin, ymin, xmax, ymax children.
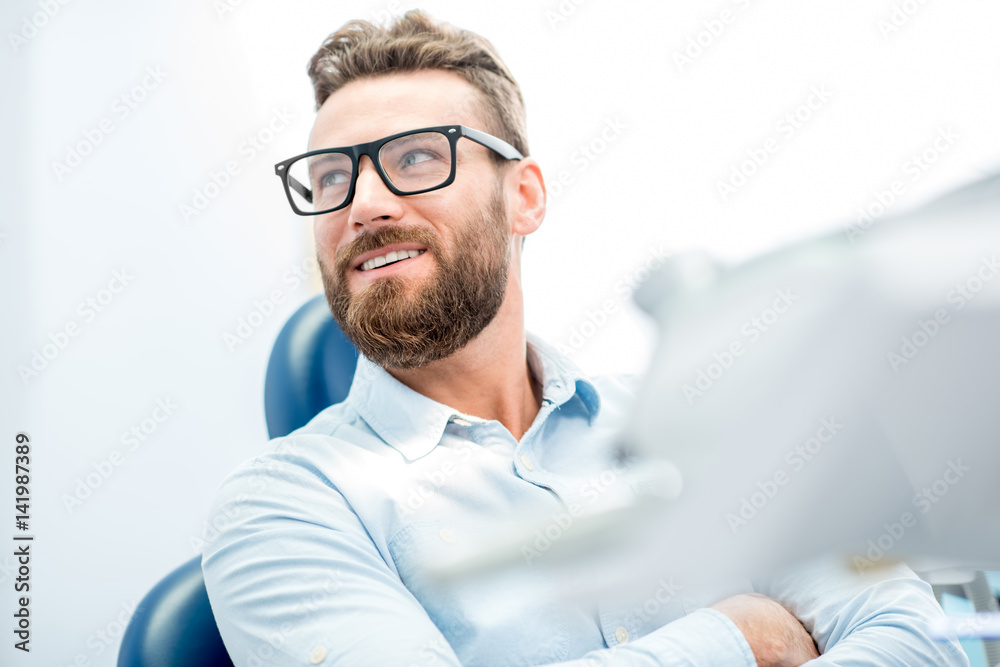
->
<box><xmin>117</xmin><ymin>295</ymin><xmax>357</xmax><ymax>667</ymax></box>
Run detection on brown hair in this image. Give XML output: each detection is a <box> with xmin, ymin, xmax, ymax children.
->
<box><xmin>307</xmin><ymin>10</ymin><xmax>529</xmax><ymax>167</ymax></box>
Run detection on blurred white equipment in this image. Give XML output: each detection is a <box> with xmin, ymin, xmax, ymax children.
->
<box><xmin>622</xmin><ymin>171</ymin><xmax>1000</xmax><ymax>579</ymax></box>
<box><xmin>435</xmin><ymin>172</ymin><xmax>1000</xmax><ymax>637</ymax></box>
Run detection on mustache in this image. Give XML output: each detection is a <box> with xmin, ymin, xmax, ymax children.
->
<box><xmin>334</xmin><ymin>225</ymin><xmax>440</xmax><ymax>277</ymax></box>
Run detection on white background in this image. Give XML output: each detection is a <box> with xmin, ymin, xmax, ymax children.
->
<box><xmin>1</xmin><ymin>0</ymin><xmax>999</xmax><ymax>664</ymax></box>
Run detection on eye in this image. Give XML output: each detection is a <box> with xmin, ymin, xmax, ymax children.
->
<box><xmin>401</xmin><ymin>150</ymin><xmax>438</xmax><ymax>168</ymax></box>
<box><xmin>320</xmin><ymin>170</ymin><xmax>350</xmax><ymax>188</ymax></box>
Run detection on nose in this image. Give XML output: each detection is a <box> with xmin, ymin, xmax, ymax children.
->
<box><xmin>348</xmin><ymin>155</ymin><xmax>405</xmax><ymax>229</ymax></box>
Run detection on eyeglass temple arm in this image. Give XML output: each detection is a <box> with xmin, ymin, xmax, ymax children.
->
<box><xmin>277</xmin><ymin>165</ymin><xmax>313</xmax><ymax>204</ymax></box>
<box><xmin>289</xmin><ymin>175</ymin><xmax>313</xmax><ymax>204</ymax></box>
<box><xmin>460</xmin><ymin>126</ymin><xmax>524</xmax><ymax>161</ymax></box>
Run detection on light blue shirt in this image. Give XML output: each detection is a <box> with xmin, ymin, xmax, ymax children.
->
<box><xmin>201</xmin><ymin>332</ymin><xmax>968</xmax><ymax>666</ymax></box>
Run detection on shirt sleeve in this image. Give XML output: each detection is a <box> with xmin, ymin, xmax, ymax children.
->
<box><xmin>754</xmin><ymin>557</ymin><xmax>970</xmax><ymax>666</ymax></box>
<box><xmin>202</xmin><ymin>455</ymin><xmax>466</xmax><ymax>666</ymax></box>
<box><xmin>201</xmin><ymin>454</ymin><xmax>760</xmax><ymax>667</ymax></box>
<box><xmin>567</xmin><ymin>608</ymin><xmax>757</xmax><ymax>666</ymax></box>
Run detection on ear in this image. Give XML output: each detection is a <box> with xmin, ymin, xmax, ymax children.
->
<box><xmin>506</xmin><ymin>157</ymin><xmax>545</xmax><ymax>238</ymax></box>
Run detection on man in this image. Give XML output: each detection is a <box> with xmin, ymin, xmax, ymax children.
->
<box><xmin>202</xmin><ymin>10</ymin><xmax>968</xmax><ymax>666</ymax></box>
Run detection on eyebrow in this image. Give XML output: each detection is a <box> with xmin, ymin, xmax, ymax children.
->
<box><xmin>307</xmin><ymin>153</ymin><xmax>350</xmax><ymax>176</ymax></box>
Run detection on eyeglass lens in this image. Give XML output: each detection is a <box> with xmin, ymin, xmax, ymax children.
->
<box><xmin>286</xmin><ymin>131</ymin><xmax>452</xmax><ymax>213</ymax></box>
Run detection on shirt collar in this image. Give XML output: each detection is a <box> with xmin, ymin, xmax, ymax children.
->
<box><xmin>524</xmin><ymin>331</ymin><xmax>601</xmax><ymax>418</ymax></box>
<box><xmin>345</xmin><ymin>331</ymin><xmax>601</xmax><ymax>461</ymax></box>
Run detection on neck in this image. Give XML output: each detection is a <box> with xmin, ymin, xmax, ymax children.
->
<box><xmin>386</xmin><ymin>276</ymin><xmax>541</xmax><ymax>442</ymax></box>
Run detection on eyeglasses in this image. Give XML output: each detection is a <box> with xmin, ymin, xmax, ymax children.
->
<box><xmin>274</xmin><ymin>125</ymin><xmax>524</xmax><ymax>216</ymax></box>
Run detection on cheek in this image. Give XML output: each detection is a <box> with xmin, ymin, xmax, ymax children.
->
<box><xmin>314</xmin><ymin>215</ymin><xmax>346</xmax><ymax>253</ymax></box>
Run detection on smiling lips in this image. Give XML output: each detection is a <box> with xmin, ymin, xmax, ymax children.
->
<box><xmin>358</xmin><ymin>248</ymin><xmax>427</xmax><ymax>272</ymax></box>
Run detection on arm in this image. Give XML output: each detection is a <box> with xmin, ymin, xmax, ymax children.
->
<box><xmin>201</xmin><ymin>457</ymin><xmax>464</xmax><ymax>666</ymax></box>
<box><xmin>201</xmin><ymin>455</ymin><xmax>761</xmax><ymax>666</ymax></box>
<box><xmin>754</xmin><ymin>557</ymin><xmax>970</xmax><ymax>666</ymax></box>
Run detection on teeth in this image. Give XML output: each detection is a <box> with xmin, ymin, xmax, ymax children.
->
<box><xmin>361</xmin><ymin>249</ymin><xmax>425</xmax><ymax>271</ymax></box>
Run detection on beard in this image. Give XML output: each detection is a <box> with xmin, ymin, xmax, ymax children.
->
<box><xmin>319</xmin><ymin>183</ymin><xmax>511</xmax><ymax>370</ymax></box>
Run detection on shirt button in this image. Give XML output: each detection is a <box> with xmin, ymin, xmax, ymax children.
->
<box><xmin>439</xmin><ymin>528</ymin><xmax>456</xmax><ymax>543</ymax></box>
<box><xmin>615</xmin><ymin>626</ymin><xmax>630</xmax><ymax>644</ymax></box>
<box><xmin>310</xmin><ymin>645</ymin><xmax>327</xmax><ymax>664</ymax></box>
<box><xmin>519</xmin><ymin>454</ymin><xmax>535</xmax><ymax>471</ymax></box>
<box><xmin>452</xmin><ymin>417</ymin><xmax>472</xmax><ymax>427</ymax></box>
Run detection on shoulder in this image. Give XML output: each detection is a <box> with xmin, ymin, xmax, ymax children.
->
<box><xmin>203</xmin><ymin>401</ymin><xmax>377</xmax><ymax>533</ymax></box>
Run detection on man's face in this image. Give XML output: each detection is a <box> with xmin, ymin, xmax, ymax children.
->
<box><xmin>309</xmin><ymin>70</ymin><xmax>513</xmax><ymax>369</ymax></box>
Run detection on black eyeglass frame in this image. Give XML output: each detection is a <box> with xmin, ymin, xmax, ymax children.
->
<box><xmin>274</xmin><ymin>124</ymin><xmax>524</xmax><ymax>216</ymax></box>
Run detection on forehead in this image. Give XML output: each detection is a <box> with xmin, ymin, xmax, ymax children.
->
<box><xmin>308</xmin><ymin>70</ymin><xmax>486</xmax><ymax>150</ymax></box>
